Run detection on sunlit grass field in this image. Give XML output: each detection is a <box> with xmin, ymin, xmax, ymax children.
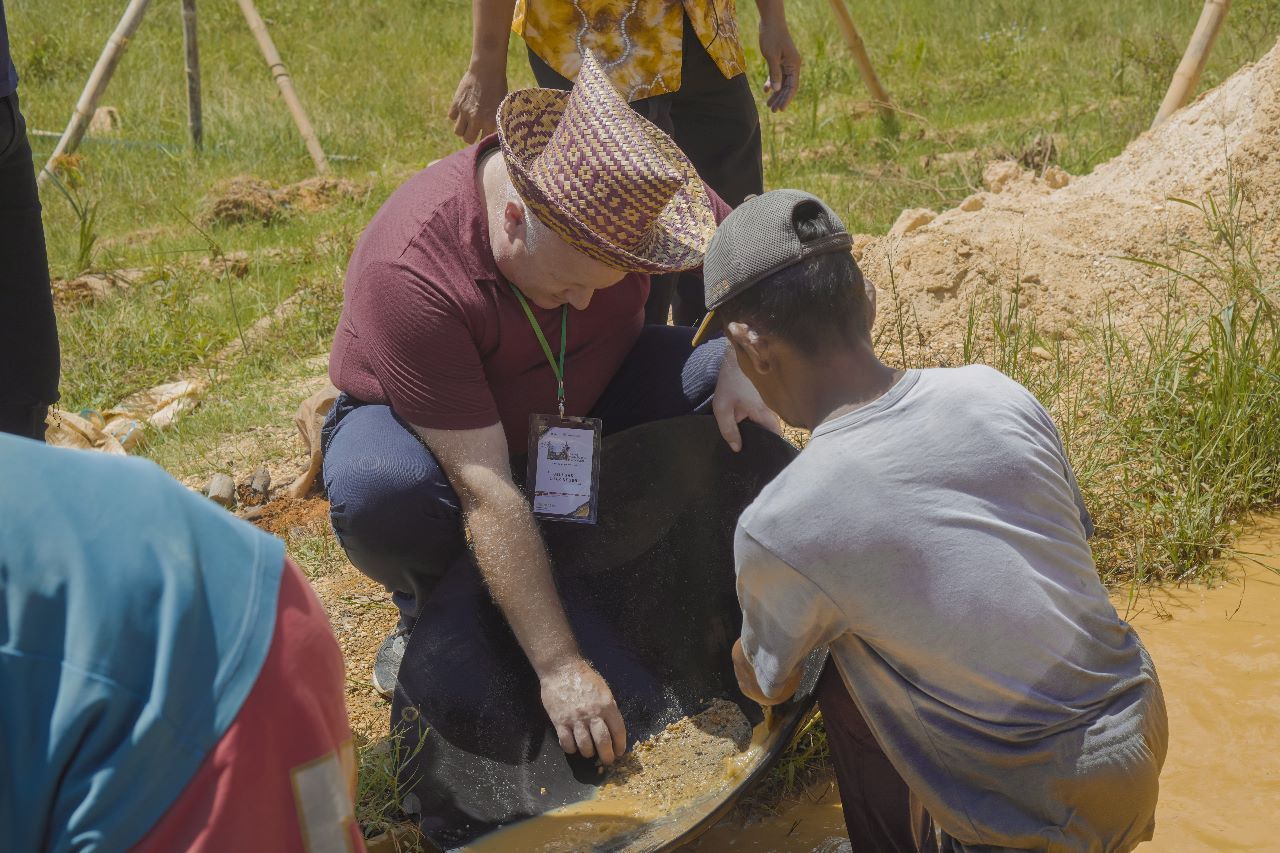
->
<box><xmin>9</xmin><ymin>0</ymin><xmax>1274</xmax><ymax>405</ymax></box>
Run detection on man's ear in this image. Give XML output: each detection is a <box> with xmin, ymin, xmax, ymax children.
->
<box><xmin>503</xmin><ymin>199</ymin><xmax>526</xmax><ymax>241</ymax></box>
<box><xmin>725</xmin><ymin>320</ymin><xmax>771</xmax><ymax>375</ymax></box>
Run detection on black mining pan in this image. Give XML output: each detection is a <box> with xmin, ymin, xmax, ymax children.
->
<box><xmin>392</xmin><ymin>415</ymin><xmax>826</xmax><ymax>851</ymax></box>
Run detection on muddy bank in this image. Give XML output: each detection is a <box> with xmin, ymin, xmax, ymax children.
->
<box><xmin>694</xmin><ymin>515</ymin><xmax>1280</xmax><ymax>852</ymax></box>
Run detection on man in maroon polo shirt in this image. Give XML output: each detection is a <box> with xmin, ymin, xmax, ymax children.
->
<box><xmin>322</xmin><ymin>54</ymin><xmax>777</xmax><ymax>765</ymax></box>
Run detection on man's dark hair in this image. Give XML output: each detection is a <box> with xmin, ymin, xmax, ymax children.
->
<box><xmin>714</xmin><ymin>201</ymin><xmax>869</xmax><ymax>355</ymax></box>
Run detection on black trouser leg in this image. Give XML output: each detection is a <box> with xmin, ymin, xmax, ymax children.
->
<box><xmin>817</xmin><ymin>662</ymin><xmax>939</xmax><ymax>852</ymax></box>
<box><xmin>0</xmin><ymin>92</ymin><xmax>59</xmax><ymax>440</ymax></box>
<box><xmin>666</xmin><ymin>16</ymin><xmax>763</xmax><ymax>326</ymax></box>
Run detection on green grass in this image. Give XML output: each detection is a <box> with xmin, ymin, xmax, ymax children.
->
<box><xmin>10</xmin><ymin>0</ymin><xmax>1280</xmax><ymax>839</ymax></box>
<box><xmin>13</xmin><ymin>0</ymin><xmax>1280</xmax><ymax>258</ymax></box>
<box><xmin>10</xmin><ymin>0</ymin><xmax>1276</xmax><ymax>453</ymax></box>
<box><xmin>942</xmin><ymin>168</ymin><xmax>1280</xmax><ymax>587</ymax></box>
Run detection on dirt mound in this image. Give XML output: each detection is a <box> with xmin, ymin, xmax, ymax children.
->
<box><xmin>277</xmin><ymin>175</ymin><xmax>364</xmax><ymax>212</ymax></box>
<box><xmin>51</xmin><ymin>267</ymin><xmax>155</xmax><ymax>306</ymax></box>
<box><xmin>250</xmin><ymin>496</ymin><xmax>331</xmax><ymax>538</ymax></box>
<box><xmin>859</xmin><ymin>38</ymin><xmax>1280</xmax><ymax>352</ymax></box>
<box><xmin>202</xmin><ymin>175</ymin><xmax>363</xmax><ymax>226</ymax></box>
<box><xmin>204</xmin><ymin>176</ymin><xmax>281</xmax><ymax>226</ymax></box>
<box><xmin>598</xmin><ymin>698</ymin><xmax>753</xmax><ymax>812</ymax></box>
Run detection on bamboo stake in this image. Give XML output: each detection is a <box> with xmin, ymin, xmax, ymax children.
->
<box><xmin>38</xmin><ymin>0</ymin><xmax>153</xmax><ymax>187</ymax></box>
<box><xmin>825</xmin><ymin>0</ymin><xmax>894</xmax><ymax>118</ymax></box>
<box><xmin>235</xmin><ymin>0</ymin><xmax>328</xmax><ymax>173</ymax></box>
<box><xmin>181</xmin><ymin>0</ymin><xmax>203</xmax><ymax>150</ymax></box>
<box><xmin>1152</xmin><ymin>0</ymin><xmax>1232</xmax><ymax>129</ymax></box>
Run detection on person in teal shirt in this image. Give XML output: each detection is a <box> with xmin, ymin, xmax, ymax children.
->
<box><xmin>0</xmin><ymin>435</ymin><xmax>364</xmax><ymax>851</ymax></box>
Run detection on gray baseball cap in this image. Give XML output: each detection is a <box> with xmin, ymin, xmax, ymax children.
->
<box><xmin>692</xmin><ymin>189</ymin><xmax>853</xmax><ymax>346</ymax></box>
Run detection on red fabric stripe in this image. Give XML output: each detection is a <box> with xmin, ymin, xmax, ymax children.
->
<box><xmin>134</xmin><ymin>558</ymin><xmax>365</xmax><ymax>852</ymax></box>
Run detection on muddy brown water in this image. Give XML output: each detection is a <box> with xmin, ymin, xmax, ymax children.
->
<box><xmin>692</xmin><ymin>515</ymin><xmax>1280</xmax><ymax>852</ymax></box>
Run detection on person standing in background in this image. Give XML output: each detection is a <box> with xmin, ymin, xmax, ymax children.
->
<box><xmin>0</xmin><ymin>0</ymin><xmax>59</xmax><ymax>442</ymax></box>
<box><xmin>448</xmin><ymin>0</ymin><xmax>801</xmax><ymax>326</ymax></box>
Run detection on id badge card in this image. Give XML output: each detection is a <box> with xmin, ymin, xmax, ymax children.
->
<box><xmin>527</xmin><ymin>414</ymin><xmax>602</xmax><ymax>524</ymax></box>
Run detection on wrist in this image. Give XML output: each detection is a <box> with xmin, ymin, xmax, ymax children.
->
<box><xmin>536</xmin><ymin>651</ymin><xmax>587</xmax><ymax>683</ymax></box>
<box><xmin>718</xmin><ymin>340</ymin><xmax>741</xmax><ymax>376</ymax></box>
<box><xmin>468</xmin><ymin>47</ymin><xmax>508</xmax><ymax>76</ymax></box>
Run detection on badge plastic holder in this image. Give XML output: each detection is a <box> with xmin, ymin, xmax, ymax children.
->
<box><xmin>526</xmin><ymin>413</ymin><xmax>602</xmax><ymax>524</ymax></box>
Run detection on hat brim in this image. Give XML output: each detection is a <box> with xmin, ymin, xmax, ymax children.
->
<box><xmin>498</xmin><ymin>88</ymin><xmax>718</xmax><ymax>275</ymax></box>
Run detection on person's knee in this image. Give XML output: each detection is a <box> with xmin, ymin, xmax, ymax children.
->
<box><xmin>323</xmin><ymin>409</ymin><xmax>459</xmax><ymax>546</ymax></box>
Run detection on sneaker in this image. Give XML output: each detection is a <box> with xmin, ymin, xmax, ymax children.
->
<box><xmin>372</xmin><ymin>625</ymin><xmax>410</xmax><ymax>699</ymax></box>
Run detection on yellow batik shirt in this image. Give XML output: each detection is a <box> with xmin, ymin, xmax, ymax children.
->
<box><xmin>513</xmin><ymin>0</ymin><xmax>747</xmax><ymax>101</ymax></box>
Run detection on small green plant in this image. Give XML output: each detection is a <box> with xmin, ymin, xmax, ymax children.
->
<box><xmin>45</xmin><ymin>169</ymin><xmax>99</xmax><ymax>275</ymax></box>
<box><xmin>356</xmin><ymin>729</ymin><xmax>427</xmax><ymax>845</ymax></box>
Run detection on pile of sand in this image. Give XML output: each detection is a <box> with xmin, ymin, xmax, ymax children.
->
<box><xmin>858</xmin><ymin>38</ymin><xmax>1280</xmax><ymax>353</ymax></box>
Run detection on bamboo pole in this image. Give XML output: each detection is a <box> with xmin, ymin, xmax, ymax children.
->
<box><xmin>181</xmin><ymin>0</ymin><xmax>203</xmax><ymax>150</ymax></box>
<box><xmin>825</xmin><ymin>0</ymin><xmax>894</xmax><ymax>118</ymax></box>
<box><xmin>235</xmin><ymin>0</ymin><xmax>328</xmax><ymax>173</ymax></box>
<box><xmin>38</xmin><ymin>0</ymin><xmax>153</xmax><ymax>188</ymax></box>
<box><xmin>1151</xmin><ymin>0</ymin><xmax>1232</xmax><ymax>129</ymax></box>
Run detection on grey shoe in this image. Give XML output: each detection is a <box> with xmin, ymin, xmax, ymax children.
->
<box><xmin>372</xmin><ymin>626</ymin><xmax>410</xmax><ymax>699</ymax></box>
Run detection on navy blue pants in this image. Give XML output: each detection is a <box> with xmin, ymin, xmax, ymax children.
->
<box><xmin>322</xmin><ymin>325</ymin><xmax>726</xmax><ymax>625</ymax></box>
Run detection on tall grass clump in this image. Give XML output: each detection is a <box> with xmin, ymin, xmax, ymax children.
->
<box><xmin>356</xmin><ymin>730</ymin><xmax>425</xmax><ymax>847</ymax></box>
<box><xmin>1094</xmin><ymin>178</ymin><xmax>1280</xmax><ymax>583</ymax></box>
<box><xmin>958</xmin><ymin>171</ymin><xmax>1280</xmax><ymax>586</ymax></box>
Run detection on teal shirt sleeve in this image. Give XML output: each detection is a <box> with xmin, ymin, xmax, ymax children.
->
<box><xmin>0</xmin><ymin>436</ymin><xmax>286</xmax><ymax>851</ymax></box>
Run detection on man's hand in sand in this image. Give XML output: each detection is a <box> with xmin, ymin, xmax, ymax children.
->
<box><xmin>541</xmin><ymin>658</ymin><xmax>628</xmax><ymax>765</ymax></box>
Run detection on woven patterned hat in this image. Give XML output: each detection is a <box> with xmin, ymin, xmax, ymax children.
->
<box><xmin>497</xmin><ymin>52</ymin><xmax>717</xmax><ymax>274</ymax></box>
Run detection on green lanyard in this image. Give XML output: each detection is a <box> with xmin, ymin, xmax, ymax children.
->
<box><xmin>508</xmin><ymin>283</ymin><xmax>568</xmax><ymax>418</ymax></box>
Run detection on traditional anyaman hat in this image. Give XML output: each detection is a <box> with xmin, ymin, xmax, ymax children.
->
<box><xmin>497</xmin><ymin>52</ymin><xmax>718</xmax><ymax>274</ymax></box>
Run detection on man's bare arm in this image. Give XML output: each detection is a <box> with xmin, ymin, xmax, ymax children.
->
<box><xmin>755</xmin><ymin>0</ymin><xmax>801</xmax><ymax>112</ymax></box>
<box><xmin>413</xmin><ymin>421</ymin><xmax>627</xmax><ymax>764</ymax></box>
<box><xmin>448</xmin><ymin>0</ymin><xmax>518</xmax><ymax>142</ymax></box>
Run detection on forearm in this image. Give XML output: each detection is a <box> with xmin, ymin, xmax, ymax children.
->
<box><xmin>754</xmin><ymin>0</ymin><xmax>786</xmax><ymax>24</ymax></box>
<box><xmin>470</xmin><ymin>0</ymin><xmax>518</xmax><ymax>68</ymax></box>
<box><xmin>466</xmin><ymin>486</ymin><xmax>581</xmax><ymax>677</ymax></box>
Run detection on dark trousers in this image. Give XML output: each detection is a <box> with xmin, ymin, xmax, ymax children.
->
<box><xmin>528</xmin><ymin>15</ymin><xmax>763</xmax><ymax>327</ymax></box>
<box><xmin>321</xmin><ymin>325</ymin><xmax>726</xmax><ymax>625</ymax></box>
<box><xmin>0</xmin><ymin>92</ymin><xmax>59</xmax><ymax>440</ymax></box>
<box><xmin>818</xmin><ymin>662</ymin><xmax>944</xmax><ymax>852</ymax></box>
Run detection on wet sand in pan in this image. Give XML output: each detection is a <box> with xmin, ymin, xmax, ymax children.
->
<box><xmin>465</xmin><ymin>699</ymin><xmax>759</xmax><ymax>852</ymax></box>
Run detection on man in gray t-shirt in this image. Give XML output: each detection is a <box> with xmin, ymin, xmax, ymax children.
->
<box><xmin>692</xmin><ymin>190</ymin><xmax>1168</xmax><ymax>851</ymax></box>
